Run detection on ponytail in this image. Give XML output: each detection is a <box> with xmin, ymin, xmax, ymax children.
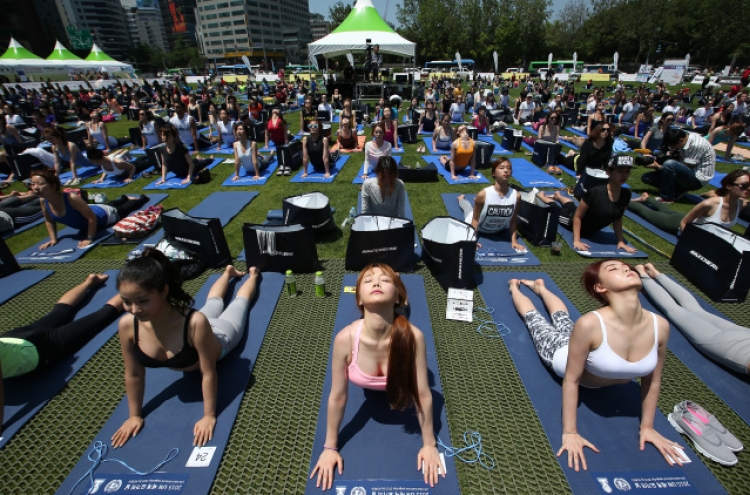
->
<box><xmin>386</xmin><ymin>313</ymin><xmax>421</xmax><ymax>413</ymax></box>
<box><xmin>117</xmin><ymin>247</ymin><xmax>194</xmax><ymax>314</ymax></box>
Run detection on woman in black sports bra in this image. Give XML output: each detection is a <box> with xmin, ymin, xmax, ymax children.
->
<box><xmin>112</xmin><ymin>249</ymin><xmax>261</xmax><ymax>448</ymax></box>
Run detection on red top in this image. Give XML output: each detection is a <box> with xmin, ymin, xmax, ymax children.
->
<box><xmin>267</xmin><ymin>117</ymin><xmax>286</xmax><ymax>145</ymax></box>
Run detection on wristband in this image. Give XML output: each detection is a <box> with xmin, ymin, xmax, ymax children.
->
<box><xmin>562</xmin><ymin>431</ymin><xmax>578</xmax><ymax>435</ymax></box>
<box><xmin>323</xmin><ymin>445</ymin><xmax>338</xmax><ymax>451</ymax></box>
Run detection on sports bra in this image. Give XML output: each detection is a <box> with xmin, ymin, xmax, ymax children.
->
<box><xmin>693</xmin><ymin>196</ymin><xmax>740</xmax><ymax>229</ymax></box>
<box><xmin>217</xmin><ymin>119</ymin><xmax>236</xmax><ymax>146</ymax></box>
<box><xmin>585</xmin><ymin>311</ymin><xmax>659</xmax><ymax>380</ymax></box>
<box><xmin>348</xmin><ymin>320</ymin><xmax>387</xmax><ymax>391</ymax></box>
<box><xmin>103</xmin><ymin>157</ymin><xmax>127</xmax><ymax>176</ymax></box>
<box><xmin>235</xmin><ymin>139</ymin><xmax>254</xmax><ymax>169</ymax></box>
<box><xmin>133</xmin><ymin>310</ymin><xmax>199</xmax><ymax>369</ymax></box>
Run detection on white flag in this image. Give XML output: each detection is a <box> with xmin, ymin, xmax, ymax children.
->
<box><xmin>493</xmin><ymin>51</ymin><xmax>498</xmax><ymax>74</ymax></box>
<box><xmin>613</xmin><ymin>52</ymin><xmax>619</xmax><ymax>71</ymax></box>
<box><xmin>456</xmin><ymin>52</ymin><xmax>462</xmax><ymax>71</ymax></box>
<box><xmin>548</xmin><ymin>53</ymin><xmax>553</xmax><ymax>70</ymax></box>
<box><xmin>346</xmin><ymin>52</ymin><xmax>354</xmax><ymax>68</ymax></box>
<box><xmin>309</xmin><ymin>54</ymin><xmax>319</xmax><ymax>72</ymax></box>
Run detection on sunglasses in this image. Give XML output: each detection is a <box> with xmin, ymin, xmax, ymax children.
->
<box><xmin>733</xmin><ymin>183</ymin><xmax>750</xmax><ymax>190</ymax></box>
<box><xmin>309</xmin><ymin>124</ymin><xmax>319</xmax><ymax>129</ymax></box>
<box><xmin>601</xmin><ymin>127</ymin><xmax>611</xmax><ymax>131</ymax></box>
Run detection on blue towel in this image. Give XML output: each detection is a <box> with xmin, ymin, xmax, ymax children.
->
<box><xmin>304</xmin><ymin>274</ymin><xmax>460</xmax><ymax>494</ymax></box>
<box><xmin>422</xmin><ymin>156</ymin><xmax>490</xmax><ymax>185</ymax></box>
<box><xmin>55</xmin><ymin>272</ymin><xmax>284</xmax><ymax>495</ymax></box>
<box><xmin>441</xmin><ymin>193</ymin><xmax>540</xmax><ymax>266</ymax></box>
<box><xmin>143</xmin><ymin>158</ymin><xmax>224</xmax><ymax>190</ymax></box>
<box><xmin>220</xmin><ymin>157</ymin><xmax>279</xmax><ymax>186</ymax></box>
<box><xmin>1</xmin><ymin>270</ymin><xmax>119</xmax><ymax>449</ymax></box>
<box><xmin>290</xmin><ymin>155</ymin><xmax>351</xmax><ymax>183</ymax></box>
<box><xmin>509</xmin><ymin>158</ymin><xmax>565</xmax><ymax>188</ymax></box>
<box><xmin>351</xmin><ymin>155</ymin><xmax>402</xmax><ymax>184</ymax></box>
<box><xmin>0</xmin><ymin>269</ymin><xmax>54</xmax><ymax>306</ymax></box>
<box><xmin>476</xmin><ymin>272</ymin><xmax>725</xmax><ymax>494</ymax></box>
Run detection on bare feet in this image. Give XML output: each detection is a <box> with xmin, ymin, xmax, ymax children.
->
<box><xmin>225</xmin><ymin>265</ymin><xmax>246</xmax><ymax>278</ymax></box>
<box><xmin>552</xmin><ymin>190</ymin><xmax>567</xmax><ymax>202</ymax></box>
<box><xmin>508</xmin><ymin>278</ymin><xmax>521</xmax><ymax>291</ymax></box>
<box><xmin>520</xmin><ymin>278</ymin><xmax>545</xmax><ymax>295</ymax></box>
<box><xmin>632</xmin><ymin>192</ymin><xmax>649</xmax><ymax>202</ymax></box>
<box><xmin>247</xmin><ymin>266</ymin><xmax>260</xmax><ymax>277</ymax></box>
<box><xmin>457</xmin><ymin>194</ymin><xmax>465</xmax><ymax>202</ymax></box>
<box><xmin>86</xmin><ymin>273</ymin><xmax>109</xmax><ymax>287</ymax></box>
<box><xmin>536</xmin><ymin>191</ymin><xmax>553</xmax><ymax>204</ymax></box>
<box><xmin>566</xmin><ymin>150</ymin><xmax>576</xmax><ymax>157</ymax></box>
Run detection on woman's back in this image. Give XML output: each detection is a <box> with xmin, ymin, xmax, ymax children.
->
<box><xmin>361</xmin><ymin>177</ymin><xmax>405</xmax><ymax>218</ymax></box>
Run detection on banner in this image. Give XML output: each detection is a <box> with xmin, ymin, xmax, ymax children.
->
<box><xmin>614</xmin><ymin>52</ymin><xmax>619</xmax><ymax>72</ymax></box>
<box><xmin>346</xmin><ymin>52</ymin><xmax>354</xmax><ymax>68</ymax></box>
<box><xmin>660</xmin><ymin>65</ymin><xmax>685</xmax><ymax>85</ymax></box>
<box><xmin>648</xmin><ymin>67</ymin><xmax>664</xmax><ymax>84</ymax></box>
<box><xmin>690</xmin><ymin>75</ymin><xmax>705</xmax><ymax>85</ymax></box>
<box><xmin>618</xmin><ymin>73</ymin><xmax>638</xmax><ymax>82</ymax></box>
<box><xmin>637</xmin><ymin>64</ymin><xmax>653</xmax><ymax>83</ymax></box>
<box><xmin>582</xmin><ymin>73</ymin><xmax>612</xmax><ymax>82</ymax></box>
<box><xmin>493</xmin><ymin>51</ymin><xmax>498</xmax><ymax>74</ymax></box>
<box><xmin>547</xmin><ymin>53</ymin><xmax>553</xmax><ymax>71</ymax></box>
<box><xmin>166</xmin><ymin>0</ymin><xmax>187</xmax><ymax>33</ymax></box>
<box><xmin>309</xmin><ymin>54</ymin><xmax>319</xmax><ymax>72</ymax></box>
<box><xmin>456</xmin><ymin>52</ymin><xmax>462</xmax><ymax>71</ymax></box>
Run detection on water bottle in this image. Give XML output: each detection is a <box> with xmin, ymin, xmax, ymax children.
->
<box><xmin>315</xmin><ymin>271</ymin><xmax>326</xmax><ymax>298</ymax></box>
<box><xmin>285</xmin><ymin>269</ymin><xmax>297</xmax><ymax>297</ymax></box>
<box><xmin>349</xmin><ymin>206</ymin><xmax>356</xmax><ymax>223</ymax></box>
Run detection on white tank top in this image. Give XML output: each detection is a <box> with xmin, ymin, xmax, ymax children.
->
<box><xmin>469</xmin><ymin>186</ymin><xmax>517</xmax><ymax>234</ymax></box>
<box><xmin>104</xmin><ymin>157</ymin><xmax>127</xmax><ymax>176</ymax></box>
<box><xmin>218</xmin><ymin>119</ymin><xmax>236</xmax><ymax>146</ymax></box>
<box><xmin>141</xmin><ymin>121</ymin><xmax>159</xmax><ymax>147</ymax></box>
<box><xmin>170</xmin><ymin>113</ymin><xmax>195</xmax><ymax>146</ymax></box>
<box><xmin>585</xmin><ymin>311</ymin><xmax>659</xmax><ymax>380</ymax></box>
<box><xmin>89</xmin><ymin>122</ymin><xmax>117</xmax><ymax>148</ymax></box>
<box><xmin>692</xmin><ymin>196</ymin><xmax>739</xmax><ymax>229</ymax></box>
<box><xmin>235</xmin><ymin>140</ymin><xmax>254</xmax><ymax>171</ymax></box>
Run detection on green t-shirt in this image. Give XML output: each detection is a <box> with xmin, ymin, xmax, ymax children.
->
<box><xmin>0</xmin><ymin>337</ymin><xmax>39</xmax><ymax>378</ymax></box>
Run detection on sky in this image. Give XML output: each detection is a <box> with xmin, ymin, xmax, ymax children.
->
<box><xmin>309</xmin><ymin>0</ymin><xmax>569</xmax><ymax>27</ymax></box>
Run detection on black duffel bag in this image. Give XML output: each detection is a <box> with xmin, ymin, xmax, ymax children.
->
<box><xmin>474</xmin><ymin>140</ymin><xmax>494</xmax><ymax>169</ymax></box>
<box><xmin>532</xmin><ymin>140</ymin><xmax>562</xmax><ymax>167</ymax></box>
<box><xmin>398</xmin><ymin>123</ymin><xmax>418</xmax><ymax>144</ymax></box>
<box><xmin>421</xmin><ymin>216</ymin><xmax>477</xmax><ymax>289</ymax></box>
<box><xmin>516</xmin><ymin>190</ymin><xmax>560</xmax><ymax>246</ymax></box>
<box><xmin>671</xmin><ymin>222</ymin><xmax>750</xmax><ymax>302</ymax></box>
<box><xmin>282</xmin><ymin>191</ymin><xmax>335</xmax><ymax>234</ymax></box>
<box><xmin>278</xmin><ymin>140</ymin><xmax>303</xmax><ymax>170</ymax></box>
<box><xmin>501</xmin><ymin>127</ymin><xmax>524</xmax><ymax>152</ymax></box>
<box><xmin>345</xmin><ymin>215</ymin><xmax>416</xmax><ymax>272</ymax></box>
<box><xmin>242</xmin><ymin>223</ymin><xmax>319</xmax><ymax>273</ymax></box>
<box><xmin>398</xmin><ymin>162</ymin><xmax>438</xmax><ymax>182</ymax></box>
<box><xmin>161</xmin><ymin>208</ymin><xmax>231</xmax><ymax>268</ymax></box>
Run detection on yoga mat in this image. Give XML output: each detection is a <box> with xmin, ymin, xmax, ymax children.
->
<box><xmin>304</xmin><ymin>274</ymin><xmax>459</xmax><ymax>494</ymax></box>
<box><xmin>0</xmin><ymin>269</ymin><xmax>54</xmax><ymax>306</ymax></box>
<box><xmin>422</xmin><ymin>136</ymin><xmax>451</xmax><ymax>155</ymax></box>
<box><xmin>357</xmin><ymin>190</ymin><xmax>422</xmax><ymax>259</ymax></box>
<box><xmin>638</xmin><ymin>276</ymin><xmax>750</xmax><ymax>427</ymax></box>
<box><xmin>351</xmin><ymin>155</ymin><xmax>402</xmax><ymax>185</ymax></box>
<box><xmin>477</xmin><ymin>135</ymin><xmax>512</xmax><ymax>155</ymax></box>
<box><xmin>622</xmin><ymin>194</ymin><xmax>680</xmax><ymax>245</ymax></box>
<box><xmin>476</xmin><ymin>272</ymin><xmax>726</xmax><ymax>495</ymax></box>
<box><xmin>509</xmin><ymin>158</ymin><xmax>565</xmax><ymax>189</ymax></box>
<box><xmin>220</xmin><ymin>157</ymin><xmax>279</xmax><ymax>186</ymax></box>
<box><xmin>566</xmin><ymin>127</ymin><xmax>589</xmax><ymax>138</ymax></box>
<box><xmin>290</xmin><ymin>155</ymin><xmax>351</xmax><ymax>183</ymax></box>
<box><xmin>1</xmin><ymin>270</ymin><xmax>119</xmax><ymax>449</ymax></box>
<box><xmin>81</xmin><ymin>166</ymin><xmax>156</xmax><ymax>189</ymax></box>
<box><xmin>58</xmin><ymin>164</ymin><xmax>101</xmax><ymax>183</ymax></box>
<box><xmin>441</xmin><ymin>193</ymin><xmax>540</xmax><ymax>266</ymax></box>
<box><xmin>55</xmin><ymin>271</ymin><xmax>284</xmax><ymax>495</ymax></box>
<box><xmin>422</xmin><ymin>156</ymin><xmax>490</xmax><ymax>185</ymax></box>
<box><xmin>143</xmin><ymin>158</ymin><xmax>224</xmax><ymax>190</ymax></box>
<box><xmin>15</xmin><ymin>194</ymin><xmax>168</xmax><ymax>264</ymax></box>
<box><xmin>129</xmin><ymin>191</ymin><xmax>258</xmax><ymax>256</ymax></box>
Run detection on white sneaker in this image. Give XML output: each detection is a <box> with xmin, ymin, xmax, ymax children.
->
<box><xmin>70</xmin><ymin>178</ymin><xmax>81</xmax><ymax>186</ymax></box>
<box><xmin>63</xmin><ymin>178</ymin><xmax>74</xmax><ymax>186</ymax></box>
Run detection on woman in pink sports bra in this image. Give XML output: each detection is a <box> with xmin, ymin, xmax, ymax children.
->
<box><xmin>509</xmin><ymin>260</ymin><xmax>683</xmax><ymax>472</ymax></box>
<box><xmin>310</xmin><ymin>263</ymin><xmax>443</xmax><ymax>491</ymax></box>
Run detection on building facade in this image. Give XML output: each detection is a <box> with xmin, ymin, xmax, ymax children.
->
<box><xmin>309</xmin><ymin>13</ymin><xmax>329</xmax><ymax>41</ymax></box>
<box><xmin>55</xmin><ymin>0</ymin><xmax>133</xmax><ymax>60</ymax></box>
<box><xmin>159</xmin><ymin>0</ymin><xmax>199</xmax><ymax>49</ymax></box>
<box><xmin>121</xmin><ymin>0</ymin><xmax>169</xmax><ymax>53</ymax></box>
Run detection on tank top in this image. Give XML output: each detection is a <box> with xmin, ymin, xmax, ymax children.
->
<box><xmin>472</xmin><ymin>115</ymin><xmax>488</xmax><ymax>134</ymax></box>
<box><xmin>306</xmin><ymin>134</ymin><xmax>325</xmax><ymax>169</ymax></box>
<box><xmin>470</xmin><ymin>187</ymin><xmax>517</xmax><ymax>234</ymax></box>
<box><xmin>103</xmin><ymin>157</ymin><xmax>127</xmax><ymax>176</ymax></box>
<box><xmin>235</xmin><ymin>140</ymin><xmax>254</xmax><ymax>171</ymax></box>
<box><xmin>301</xmin><ymin>108</ymin><xmax>316</xmax><ymax>132</ymax></box>
<box><xmin>693</xmin><ymin>196</ymin><xmax>740</xmax><ymax>229</ymax></box>
<box><xmin>140</xmin><ymin>121</ymin><xmax>160</xmax><ymax>147</ymax></box>
<box><xmin>188</xmin><ymin>105</ymin><xmax>200</xmax><ymax>122</ymax></box>
<box><xmin>340</xmin><ymin>109</ymin><xmax>356</xmax><ymax>130</ymax></box>
<box><xmin>43</xmin><ymin>193</ymin><xmax>109</xmax><ymax>231</ymax></box>
<box><xmin>267</xmin><ymin>117</ymin><xmax>286</xmax><ymax>145</ymax></box>
<box><xmin>88</xmin><ymin>122</ymin><xmax>117</xmax><ymax>148</ymax></box>
<box><xmin>383</xmin><ymin>121</ymin><xmax>396</xmax><ymax>147</ymax></box>
<box><xmin>454</xmin><ymin>139</ymin><xmax>475</xmax><ymax>168</ymax></box>
<box><xmin>585</xmin><ymin>311</ymin><xmax>659</xmax><ymax>380</ymax></box>
<box><xmin>348</xmin><ymin>320</ymin><xmax>387</xmax><ymax>391</ymax></box>
<box><xmin>421</xmin><ymin>112</ymin><xmax>436</xmax><ymax>133</ymax></box>
<box><xmin>133</xmin><ymin>310</ymin><xmax>199</xmax><ymax>369</ymax></box>
<box><xmin>217</xmin><ymin>119</ymin><xmax>236</xmax><ymax>146</ymax></box>
<box><xmin>169</xmin><ymin>113</ymin><xmax>195</xmax><ymax>146</ymax></box>
<box><xmin>435</xmin><ymin>129</ymin><xmax>452</xmax><ymax>149</ymax></box>
<box><xmin>337</xmin><ymin>129</ymin><xmax>357</xmax><ymax>150</ymax></box>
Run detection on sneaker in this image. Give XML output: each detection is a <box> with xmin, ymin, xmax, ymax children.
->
<box><xmin>62</xmin><ymin>178</ymin><xmax>74</xmax><ymax>186</ymax></box>
<box><xmin>276</xmin><ymin>167</ymin><xmax>284</xmax><ymax>176</ymax></box>
<box><xmin>283</xmin><ymin>167</ymin><xmax>291</xmax><ymax>176</ymax></box>
<box><xmin>675</xmin><ymin>401</ymin><xmax>743</xmax><ymax>452</ymax></box>
<box><xmin>69</xmin><ymin>178</ymin><xmax>81</xmax><ymax>186</ymax></box>
<box><xmin>668</xmin><ymin>410</ymin><xmax>738</xmax><ymax>466</ymax></box>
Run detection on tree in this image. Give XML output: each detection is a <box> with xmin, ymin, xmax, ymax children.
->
<box><xmin>329</xmin><ymin>1</ymin><xmax>353</xmax><ymax>31</ymax></box>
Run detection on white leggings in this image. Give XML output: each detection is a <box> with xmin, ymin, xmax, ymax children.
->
<box><xmin>198</xmin><ymin>296</ymin><xmax>250</xmax><ymax>359</ymax></box>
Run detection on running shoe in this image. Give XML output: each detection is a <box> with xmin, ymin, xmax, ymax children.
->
<box><xmin>283</xmin><ymin>167</ymin><xmax>291</xmax><ymax>176</ymax></box>
<box><xmin>276</xmin><ymin>167</ymin><xmax>284</xmax><ymax>176</ymax></box>
<box><xmin>668</xmin><ymin>409</ymin><xmax>738</xmax><ymax>466</ymax></box>
<box><xmin>69</xmin><ymin>178</ymin><xmax>81</xmax><ymax>186</ymax></box>
<box><xmin>62</xmin><ymin>178</ymin><xmax>74</xmax><ymax>186</ymax></box>
<box><xmin>675</xmin><ymin>401</ymin><xmax>743</xmax><ymax>452</ymax></box>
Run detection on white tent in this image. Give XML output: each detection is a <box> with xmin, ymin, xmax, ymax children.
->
<box><xmin>308</xmin><ymin>0</ymin><xmax>415</xmax><ymax>59</ymax></box>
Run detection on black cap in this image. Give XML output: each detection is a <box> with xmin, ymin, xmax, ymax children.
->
<box><xmin>608</xmin><ymin>154</ymin><xmax>634</xmax><ymax>169</ymax></box>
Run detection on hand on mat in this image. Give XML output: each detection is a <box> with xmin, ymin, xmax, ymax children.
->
<box><xmin>77</xmin><ymin>238</ymin><xmax>93</xmax><ymax>249</ymax></box>
<box><xmin>193</xmin><ymin>415</ymin><xmax>216</xmax><ymax>446</ymax></box>
<box><xmin>557</xmin><ymin>432</ymin><xmax>599</xmax><ymax>471</ymax></box>
<box><xmin>573</xmin><ymin>240</ymin><xmax>591</xmax><ymax>251</ymax></box>
<box><xmin>640</xmin><ymin>426</ymin><xmax>684</xmax><ymax>466</ymax></box>
<box><xmin>418</xmin><ymin>445</ymin><xmax>444</xmax><ymax>487</ymax></box>
<box><xmin>111</xmin><ymin>416</ymin><xmax>144</xmax><ymax>448</ymax></box>
<box><xmin>39</xmin><ymin>239</ymin><xmax>58</xmax><ymax>250</ymax></box>
<box><xmin>511</xmin><ymin>241</ymin><xmax>527</xmax><ymax>253</ymax></box>
<box><xmin>155</xmin><ymin>179</ymin><xmax>165</xmax><ymax>185</ymax></box>
<box><xmin>311</xmin><ymin>448</ymin><xmax>343</xmax><ymax>491</ymax></box>
<box><xmin>123</xmin><ymin>178</ymin><xmax>133</xmax><ymax>184</ymax></box>
<box><xmin>617</xmin><ymin>241</ymin><xmax>637</xmax><ymax>253</ymax></box>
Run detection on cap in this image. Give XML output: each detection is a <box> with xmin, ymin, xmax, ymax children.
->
<box><xmin>608</xmin><ymin>155</ymin><xmax>634</xmax><ymax>169</ymax></box>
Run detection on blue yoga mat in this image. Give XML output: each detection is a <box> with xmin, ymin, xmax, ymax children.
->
<box><xmin>129</xmin><ymin>191</ymin><xmax>258</xmax><ymax>256</ymax></box>
<box><xmin>15</xmin><ymin>194</ymin><xmax>168</xmax><ymax>264</ymax></box>
<box><xmin>422</xmin><ymin>156</ymin><xmax>490</xmax><ymax>185</ymax></box>
<box><xmin>304</xmin><ymin>274</ymin><xmax>460</xmax><ymax>494</ymax></box>
<box><xmin>477</xmin><ymin>135</ymin><xmax>512</xmax><ymax>155</ymax></box>
<box><xmin>143</xmin><ymin>158</ymin><xmax>224</xmax><ymax>190</ymax></box>
<box><xmin>290</xmin><ymin>155</ymin><xmax>351</xmax><ymax>183</ymax></box>
<box><xmin>509</xmin><ymin>158</ymin><xmax>565</xmax><ymax>189</ymax></box>
<box><xmin>351</xmin><ymin>155</ymin><xmax>402</xmax><ymax>185</ymax></box>
<box><xmin>1</xmin><ymin>270</ymin><xmax>119</xmax><ymax>449</ymax></box>
<box><xmin>58</xmin><ymin>164</ymin><xmax>101</xmax><ymax>183</ymax></box>
<box><xmin>56</xmin><ymin>272</ymin><xmax>284</xmax><ymax>495</ymax></box>
<box><xmin>82</xmin><ymin>166</ymin><xmax>156</xmax><ymax>189</ymax></box>
<box><xmin>422</xmin><ymin>137</ymin><xmax>451</xmax><ymax>155</ymax></box>
<box><xmin>708</xmin><ymin>171</ymin><xmax>725</xmax><ymax>189</ymax></box>
<box><xmin>622</xmin><ymin>194</ymin><xmax>680</xmax><ymax>245</ymax></box>
<box><xmin>0</xmin><ymin>269</ymin><xmax>54</xmax><ymax>306</ymax></box>
<box><xmin>476</xmin><ymin>272</ymin><xmax>726</xmax><ymax>495</ymax></box>
<box><xmin>220</xmin><ymin>157</ymin><xmax>278</xmax><ymax>186</ymax></box>
<box><xmin>566</xmin><ymin>127</ymin><xmax>589</xmax><ymax>138</ymax></box>
<box><xmin>441</xmin><ymin>193</ymin><xmax>540</xmax><ymax>266</ymax></box>
<box><xmin>357</xmin><ymin>190</ymin><xmax>422</xmax><ymax>259</ymax></box>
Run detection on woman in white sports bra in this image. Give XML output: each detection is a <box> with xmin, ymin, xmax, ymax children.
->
<box><xmin>509</xmin><ymin>260</ymin><xmax>682</xmax><ymax>471</ymax></box>
<box><xmin>86</xmin><ymin>111</ymin><xmax>120</xmax><ymax>153</ymax></box>
<box><xmin>232</xmin><ymin>122</ymin><xmax>275</xmax><ymax>181</ymax></box>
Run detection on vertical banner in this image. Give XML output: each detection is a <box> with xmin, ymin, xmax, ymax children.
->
<box><xmin>456</xmin><ymin>52</ymin><xmax>462</xmax><ymax>71</ymax></box>
<box><xmin>548</xmin><ymin>52</ymin><xmax>553</xmax><ymax>71</ymax></box>
<box><xmin>572</xmin><ymin>52</ymin><xmax>577</xmax><ymax>73</ymax></box>
<box><xmin>166</xmin><ymin>0</ymin><xmax>187</xmax><ymax>33</ymax></box>
<box><xmin>346</xmin><ymin>52</ymin><xmax>354</xmax><ymax>68</ymax></box>
<box><xmin>614</xmin><ymin>52</ymin><xmax>619</xmax><ymax>72</ymax></box>
<box><xmin>493</xmin><ymin>51</ymin><xmax>498</xmax><ymax>74</ymax></box>
<box><xmin>309</xmin><ymin>53</ymin><xmax>319</xmax><ymax>72</ymax></box>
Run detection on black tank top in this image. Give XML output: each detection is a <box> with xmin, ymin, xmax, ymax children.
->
<box><xmin>306</xmin><ymin>134</ymin><xmax>325</xmax><ymax>169</ymax></box>
<box><xmin>133</xmin><ymin>310</ymin><xmax>199</xmax><ymax>368</ymax></box>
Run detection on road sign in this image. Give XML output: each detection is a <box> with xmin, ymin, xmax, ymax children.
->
<box><xmin>66</xmin><ymin>25</ymin><xmax>93</xmax><ymax>50</ymax></box>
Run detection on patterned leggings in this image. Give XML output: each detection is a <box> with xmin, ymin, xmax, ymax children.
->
<box><xmin>523</xmin><ymin>309</ymin><xmax>575</xmax><ymax>378</ymax></box>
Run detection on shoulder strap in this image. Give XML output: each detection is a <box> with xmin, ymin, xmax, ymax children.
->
<box><xmin>592</xmin><ymin>310</ymin><xmax>607</xmax><ymax>344</ymax></box>
<box><xmin>183</xmin><ymin>309</ymin><xmax>194</xmax><ymax>344</ymax></box>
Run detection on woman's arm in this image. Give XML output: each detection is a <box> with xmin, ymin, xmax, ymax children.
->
<box><xmin>118</xmin><ymin>158</ymin><xmax>136</xmax><ymax>182</ymax></box>
<box><xmin>449</xmin><ymin>142</ymin><xmax>458</xmax><ymax>179</ymax></box>
<box><xmin>509</xmin><ymin>192</ymin><xmax>523</xmax><ymax>250</ymax></box>
<box><xmin>232</xmin><ymin>142</ymin><xmax>241</xmax><ymax>181</ymax></box>
<box><xmin>393</xmin><ymin>121</ymin><xmax>399</xmax><ymax>150</ymax></box>
<box><xmin>469</xmin><ymin>141</ymin><xmax>477</xmax><ymax>177</ymax></box>
<box><xmin>572</xmin><ymin>199</ymin><xmax>590</xmax><ymax>250</ymax></box>
<box><xmin>612</xmin><ymin>217</ymin><xmax>636</xmax><ymax>253</ymax></box>
<box><xmin>191</xmin><ymin>312</ymin><xmax>219</xmax><ymax>447</ymax></box>
<box><xmin>362</xmin><ymin>143</ymin><xmax>371</xmax><ymax>177</ymax></box>
<box><xmin>471</xmin><ymin>189</ymin><xmax>486</xmax><ymax>231</ymax></box>
<box><xmin>86</xmin><ymin>122</ymin><xmax>94</xmax><ymax>145</ymax></box>
<box><xmin>432</xmin><ymin>129</ymin><xmax>438</xmax><ymax>153</ymax></box>
<box><xmin>112</xmin><ymin>317</ymin><xmax>147</xmax><ymax>448</ymax></box>
<box><xmin>301</xmin><ymin>136</ymin><xmax>310</xmax><ymax>177</ymax></box>
<box><xmin>412</xmin><ymin>326</ymin><xmax>443</xmax><ymax>487</ymax></box>
<box><xmin>182</xmin><ymin>150</ymin><xmax>195</xmax><ymax>184</ymax></box>
<box><xmin>633</xmin><ymin>115</ymin><xmax>642</xmax><ymax>139</ymax></box>
<box><xmin>323</xmin><ymin>137</ymin><xmax>330</xmax><ymax>177</ymax></box>
<box><xmin>39</xmin><ymin>198</ymin><xmax>59</xmax><ymax>249</ymax></box>
<box><xmin>679</xmin><ymin>199</ymin><xmax>714</xmax><ymax>232</ymax></box>
<box><xmin>68</xmin><ymin>192</ymin><xmax>99</xmax><ymax>247</ymax></box>
<box><xmin>708</xmin><ymin>114</ymin><xmax>719</xmax><ymax>134</ymax></box>
<box><xmin>101</xmin><ymin>123</ymin><xmax>111</xmax><ymax>152</ymax></box>
<box><xmin>725</xmin><ymin>135</ymin><xmax>736</xmax><ymax>159</ymax></box>
<box><xmin>640</xmin><ymin>129</ymin><xmax>653</xmax><ymax>150</ymax></box>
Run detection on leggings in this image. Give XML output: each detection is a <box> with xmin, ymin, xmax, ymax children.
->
<box><xmin>198</xmin><ymin>296</ymin><xmax>250</xmax><ymax>359</ymax></box>
<box><xmin>0</xmin><ymin>197</ymin><xmax>43</xmax><ymax>226</ymax></box>
<box><xmin>523</xmin><ymin>309</ymin><xmax>575</xmax><ymax>378</ymax></box>
<box><xmin>166</xmin><ymin>157</ymin><xmax>212</xmax><ymax>178</ymax></box>
<box><xmin>107</xmin><ymin>194</ymin><xmax>150</xmax><ymax>221</ymax></box>
<box><xmin>458</xmin><ymin>197</ymin><xmax>474</xmax><ymax>223</ymax></box>
<box><xmin>240</xmin><ymin>154</ymin><xmax>274</xmax><ymax>174</ymax></box>
<box><xmin>627</xmin><ymin>196</ymin><xmax>684</xmax><ymax>234</ymax></box>
<box><xmin>3</xmin><ymin>303</ymin><xmax>120</xmax><ymax>369</ymax></box>
<box><xmin>641</xmin><ymin>274</ymin><xmax>750</xmax><ymax>374</ymax></box>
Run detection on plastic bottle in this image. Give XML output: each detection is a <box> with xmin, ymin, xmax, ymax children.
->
<box><xmin>285</xmin><ymin>269</ymin><xmax>297</xmax><ymax>297</ymax></box>
<box><xmin>341</xmin><ymin>206</ymin><xmax>357</xmax><ymax>227</ymax></box>
<box><xmin>315</xmin><ymin>271</ymin><xmax>326</xmax><ymax>298</ymax></box>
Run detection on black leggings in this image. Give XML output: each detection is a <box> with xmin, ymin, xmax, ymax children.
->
<box><xmin>0</xmin><ymin>197</ymin><xmax>42</xmax><ymax>226</ymax></box>
<box><xmin>3</xmin><ymin>303</ymin><xmax>120</xmax><ymax>369</ymax></box>
<box><xmin>165</xmin><ymin>157</ymin><xmax>212</xmax><ymax>178</ymax></box>
<box><xmin>107</xmin><ymin>194</ymin><xmax>149</xmax><ymax>219</ymax></box>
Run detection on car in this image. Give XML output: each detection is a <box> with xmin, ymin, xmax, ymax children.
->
<box><xmin>505</xmin><ymin>68</ymin><xmax>521</xmax><ymax>73</ymax></box>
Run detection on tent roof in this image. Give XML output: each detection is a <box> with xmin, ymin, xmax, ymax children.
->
<box><xmin>308</xmin><ymin>0</ymin><xmax>415</xmax><ymax>59</ymax></box>
<box><xmin>85</xmin><ymin>43</ymin><xmax>117</xmax><ymax>62</ymax></box>
<box><xmin>47</xmin><ymin>40</ymin><xmax>83</xmax><ymax>61</ymax></box>
<box><xmin>0</xmin><ymin>37</ymin><xmax>43</xmax><ymax>61</ymax></box>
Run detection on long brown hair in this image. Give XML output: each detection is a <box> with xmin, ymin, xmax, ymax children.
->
<box><xmin>717</xmin><ymin>169</ymin><xmax>750</xmax><ymax>196</ymax></box>
<box><xmin>375</xmin><ymin>156</ymin><xmax>398</xmax><ymax>201</ymax></box>
<box><xmin>355</xmin><ymin>263</ymin><xmax>421</xmax><ymax>413</ymax></box>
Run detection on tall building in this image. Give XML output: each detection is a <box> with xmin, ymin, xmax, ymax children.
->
<box><xmin>0</xmin><ymin>0</ymin><xmax>68</xmax><ymax>56</ymax></box>
<box><xmin>121</xmin><ymin>0</ymin><xmax>169</xmax><ymax>53</ymax></box>
<box><xmin>310</xmin><ymin>13</ymin><xmax>329</xmax><ymax>41</ymax></box>
<box><xmin>159</xmin><ymin>0</ymin><xmax>198</xmax><ymax>50</ymax></box>
<box><xmin>195</xmin><ymin>0</ymin><xmax>311</xmax><ymax>67</ymax></box>
<box><xmin>55</xmin><ymin>0</ymin><xmax>132</xmax><ymax>60</ymax></box>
